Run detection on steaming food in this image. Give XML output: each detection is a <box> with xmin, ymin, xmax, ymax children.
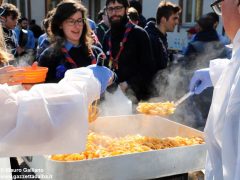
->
<box><xmin>136</xmin><ymin>101</ymin><xmax>176</xmax><ymax>116</ymax></box>
<box><xmin>88</xmin><ymin>101</ymin><xmax>99</xmax><ymax>123</ymax></box>
<box><xmin>51</xmin><ymin>132</ymin><xmax>204</xmax><ymax>161</ymax></box>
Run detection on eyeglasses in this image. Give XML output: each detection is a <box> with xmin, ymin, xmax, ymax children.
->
<box><xmin>65</xmin><ymin>18</ymin><xmax>86</xmax><ymax>26</ymax></box>
<box><xmin>106</xmin><ymin>6</ymin><xmax>124</xmax><ymax>14</ymax></box>
<box><xmin>210</xmin><ymin>0</ymin><xmax>224</xmax><ymax>16</ymax></box>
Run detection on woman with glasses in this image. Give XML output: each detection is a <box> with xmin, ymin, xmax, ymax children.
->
<box><xmin>190</xmin><ymin>0</ymin><xmax>240</xmax><ymax>179</ymax></box>
<box><xmin>38</xmin><ymin>0</ymin><xmax>104</xmax><ymax>83</ymax></box>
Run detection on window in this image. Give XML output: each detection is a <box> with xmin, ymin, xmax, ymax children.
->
<box><xmin>8</xmin><ymin>0</ymin><xmax>17</xmax><ymax>5</ymax></box>
<box><xmin>194</xmin><ymin>0</ymin><xmax>203</xmax><ymax>21</ymax></box>
<box><xmin>19</xmin><ymin>0</ymin><xmax>26</xmax><ymax>18</ymax></box>
<box><xmin>46</xmin><ymin>0</ymin><xmax>61</xmax><ymax>12</ymax></box>
<box><xmin>179</xmin><ymin>0</ymin><xmax>203</xmax><ymax>25</ymax></box>
<box><xmin>93</xmin><ymin>0</ymin><xmax>101</xmax><ymax>22</ymax></box>
<box><xmin>186</xmin><ymin>0</ymin><xmax>193</xmax><ymax>22</ymax></box>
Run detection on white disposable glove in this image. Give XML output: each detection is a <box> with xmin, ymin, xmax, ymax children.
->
<box><xmin>87</xmin><ymin>65</ymin><xmax>115</xmax><ymax>94</ymax></box>
<box><xmin>189</xmin><ymin>68</ymin><xmax>213</xmax><ymax>94</ymax></box>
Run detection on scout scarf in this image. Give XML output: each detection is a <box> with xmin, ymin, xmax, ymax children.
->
<box><xmin>108</xmin><ymin>21</ymin><xmax>134</xmax><ymax>70</ymax></box>
<box><xmin>56</xmin><ymin>47</ymin><xmax>97</xmax><ymax>80</ymax></box>
<box><xmin>61</xmin><ymin>47</ymin><xmax>97</xmax><ymax>68</ymax></box>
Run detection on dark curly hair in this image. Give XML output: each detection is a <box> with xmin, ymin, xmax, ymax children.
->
<box><xmin>106</xmin><ymin>0</ymin><xmax>129</xmax><ymax>9</ymax></box>
<box><xmin>50</xmin><ymin>0</ymin><xmax>92</xmax><ymax>55</ymax></box>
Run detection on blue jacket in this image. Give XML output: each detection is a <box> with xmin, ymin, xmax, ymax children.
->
<box><xmin>14</xmin><ymin>27</ymin><xmax>35</xmax><ymax>49</ymax></box>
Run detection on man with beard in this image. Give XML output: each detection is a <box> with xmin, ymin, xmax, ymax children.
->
<box><xmin>103</xmin><ymin>0</ymin><xmax>155</xmax><ymax>103</ymax></box>
<box><xmin>145</xmin><ymin>1</ymin><xmax>181</xmax><ymax>71</ymax></box>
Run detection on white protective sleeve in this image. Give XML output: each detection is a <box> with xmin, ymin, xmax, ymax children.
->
<box><xmin>209</xmin><ymin>58</ymin><xmax>230</xmax><ymax>86</ymax></box>
<box><xmin>205</xmin><ymin>29</ymin><xmax>240</xmax><ymax>180</ymax></box>
<box><xmin>0</xmin><ymin>67</ymin><xmax>100</xmax><ymax>157</ymax></box>
<box><xmin>0</xmin><ymin>158</ymin><xmax>11</xmax><ymax>179</ymax></box>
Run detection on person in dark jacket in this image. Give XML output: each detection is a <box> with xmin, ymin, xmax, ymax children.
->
<box><xmin>180</xmin><ymin>14</ymin><xmax>228</xmax><ymax>127</ymax></box>
<box><xmin>29</xmin><ymin>19</ymin><xmax>43</xmax><ymax>39</ymax></box>
<box><xmin>103</xmin><ymin>0</ymin><xmax>155</xmax><ymax>103</ymax></box>
<box><xmin>38</xmin><ymin>1</ymin><xmax>104</xmax><ymax>83</ymax></box>
<box><xmin>96</xmin><ymin>8</ymin><xmax>109</xmax><ymax>45</ymax></box>
<box><xmin>36</xmin><ymin>8</ymin><xmax>55</xmax><ymax>60</ymax></box>
<box><xmin>145</xmin><ymin>1</ymin><xmax>181</xmax><ymax>72</ymax></box>
<box><xmin>129</xmin><ymin>0</ymin><xmax>146</xmax><ymax>28</ymax></box>
<box><xmin>184</xmin><ymin>14</ymin><xmax>227</xmax><ymax>65</ymax></box>
<box><xmin>206</xmin><ymin>12</ymin><xmax>230</xmax><ymax>46</ymax></box>
<box><xmin>127</xmin><ymin>7</ymin><xmax>140</xmax><ymax>25</ymax></box>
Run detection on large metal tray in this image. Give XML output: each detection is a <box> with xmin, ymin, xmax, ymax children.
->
<box><xmin>23</xmin><ymin>114</ymin><xmax>206</xmax><ymax>180</ymax></box>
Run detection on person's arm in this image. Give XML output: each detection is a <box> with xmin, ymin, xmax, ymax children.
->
<box><xmin>0</xmin><ymin>66</ymin><xmax>24</xmax><ymax>85</ymax></box>
<box><xmin>0</xmin><ymin>66</ymin><xmax>113</xmax><ymax>156</ymax></box>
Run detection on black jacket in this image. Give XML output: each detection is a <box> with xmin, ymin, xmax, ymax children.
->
<box><xmin>180</xmin><ymin>29</ymin><xmax>228</xmax><ymax>123</ymax></box>
<box><xmin>183</xmin><ymin>29</ymin><xmax>227</xmax><ymax>69</ymax></box>
<box><xmin>96</xmin><ymin>22</ymin><xmax>109</xmax><ymax>45</ymax></box>
<box><xmin>103</xmin><ymin>17</ymin><xmax>155</xmax><ymax>101</ymax></box>
<box><xmin>145</xmin><ymin>21</ymin><xmax>169</xmax><ymax>71</ymax></box>
<box><xmin>138</xmin><ymin>14</ymin><xmax>147</xmax><ymax>28</ymax></box>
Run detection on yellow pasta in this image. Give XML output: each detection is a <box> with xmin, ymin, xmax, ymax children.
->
<box><xmin>51</xmin><ymin>132</ymin><xmax>204</xmax><ymax>161</ymax></box>
<box><xmin>88</xmin><ymin>101</ymin><xmax>99</xmax><ymax>123</ymax></box>
<box><xmin>136</xmin><ymin>101</ymin><xmax>176</xmax><ymax>116</ymax></box>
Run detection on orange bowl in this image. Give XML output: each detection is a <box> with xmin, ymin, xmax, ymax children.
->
<box><xmin>14</xmin><ymin>66</ymin><xmax>48</xmax><ymax>84</ymax></box>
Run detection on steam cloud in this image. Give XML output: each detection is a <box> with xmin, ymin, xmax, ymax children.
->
<box><xmin>99</xmin><ymin>87</ymin><xmax>133</xmax><ymax>117</ymax></box>
<box><xmin>149</xmin><ymin>42</ymin><xmax>228</xmax><ymax>130</ymax></box>
<box><xmin>12</xmin><ymin>50</ymin><xmax>35</xmax><ymax>67</ymax></box>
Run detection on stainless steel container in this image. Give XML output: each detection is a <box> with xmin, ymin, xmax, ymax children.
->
<box><xmin>23</xmin><ymin>114</ymin><xmax>206</xmax><ymax>180</ymax></box>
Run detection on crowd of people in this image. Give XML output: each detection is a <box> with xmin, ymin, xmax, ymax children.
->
<box><xmin>0</xmin><ymin>0</ymin><xmax>238</xmax><ymax>179</ymax></box>
<box><xmin>1</xmin><ymin>0</ymin><xmax>229</xmax><ymax>113</ymax></box>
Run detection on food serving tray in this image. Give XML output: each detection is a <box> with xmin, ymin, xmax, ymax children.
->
<box><xmin>23</xmin><ymin>114</ymin><xmax>206</xmax><ymax>180</ymax></box>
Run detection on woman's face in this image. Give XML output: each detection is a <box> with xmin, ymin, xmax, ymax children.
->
<box><xmin>62</xmin><ymin>11</ymin><xmax>84</xmax><ymax>45</ymax></box>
